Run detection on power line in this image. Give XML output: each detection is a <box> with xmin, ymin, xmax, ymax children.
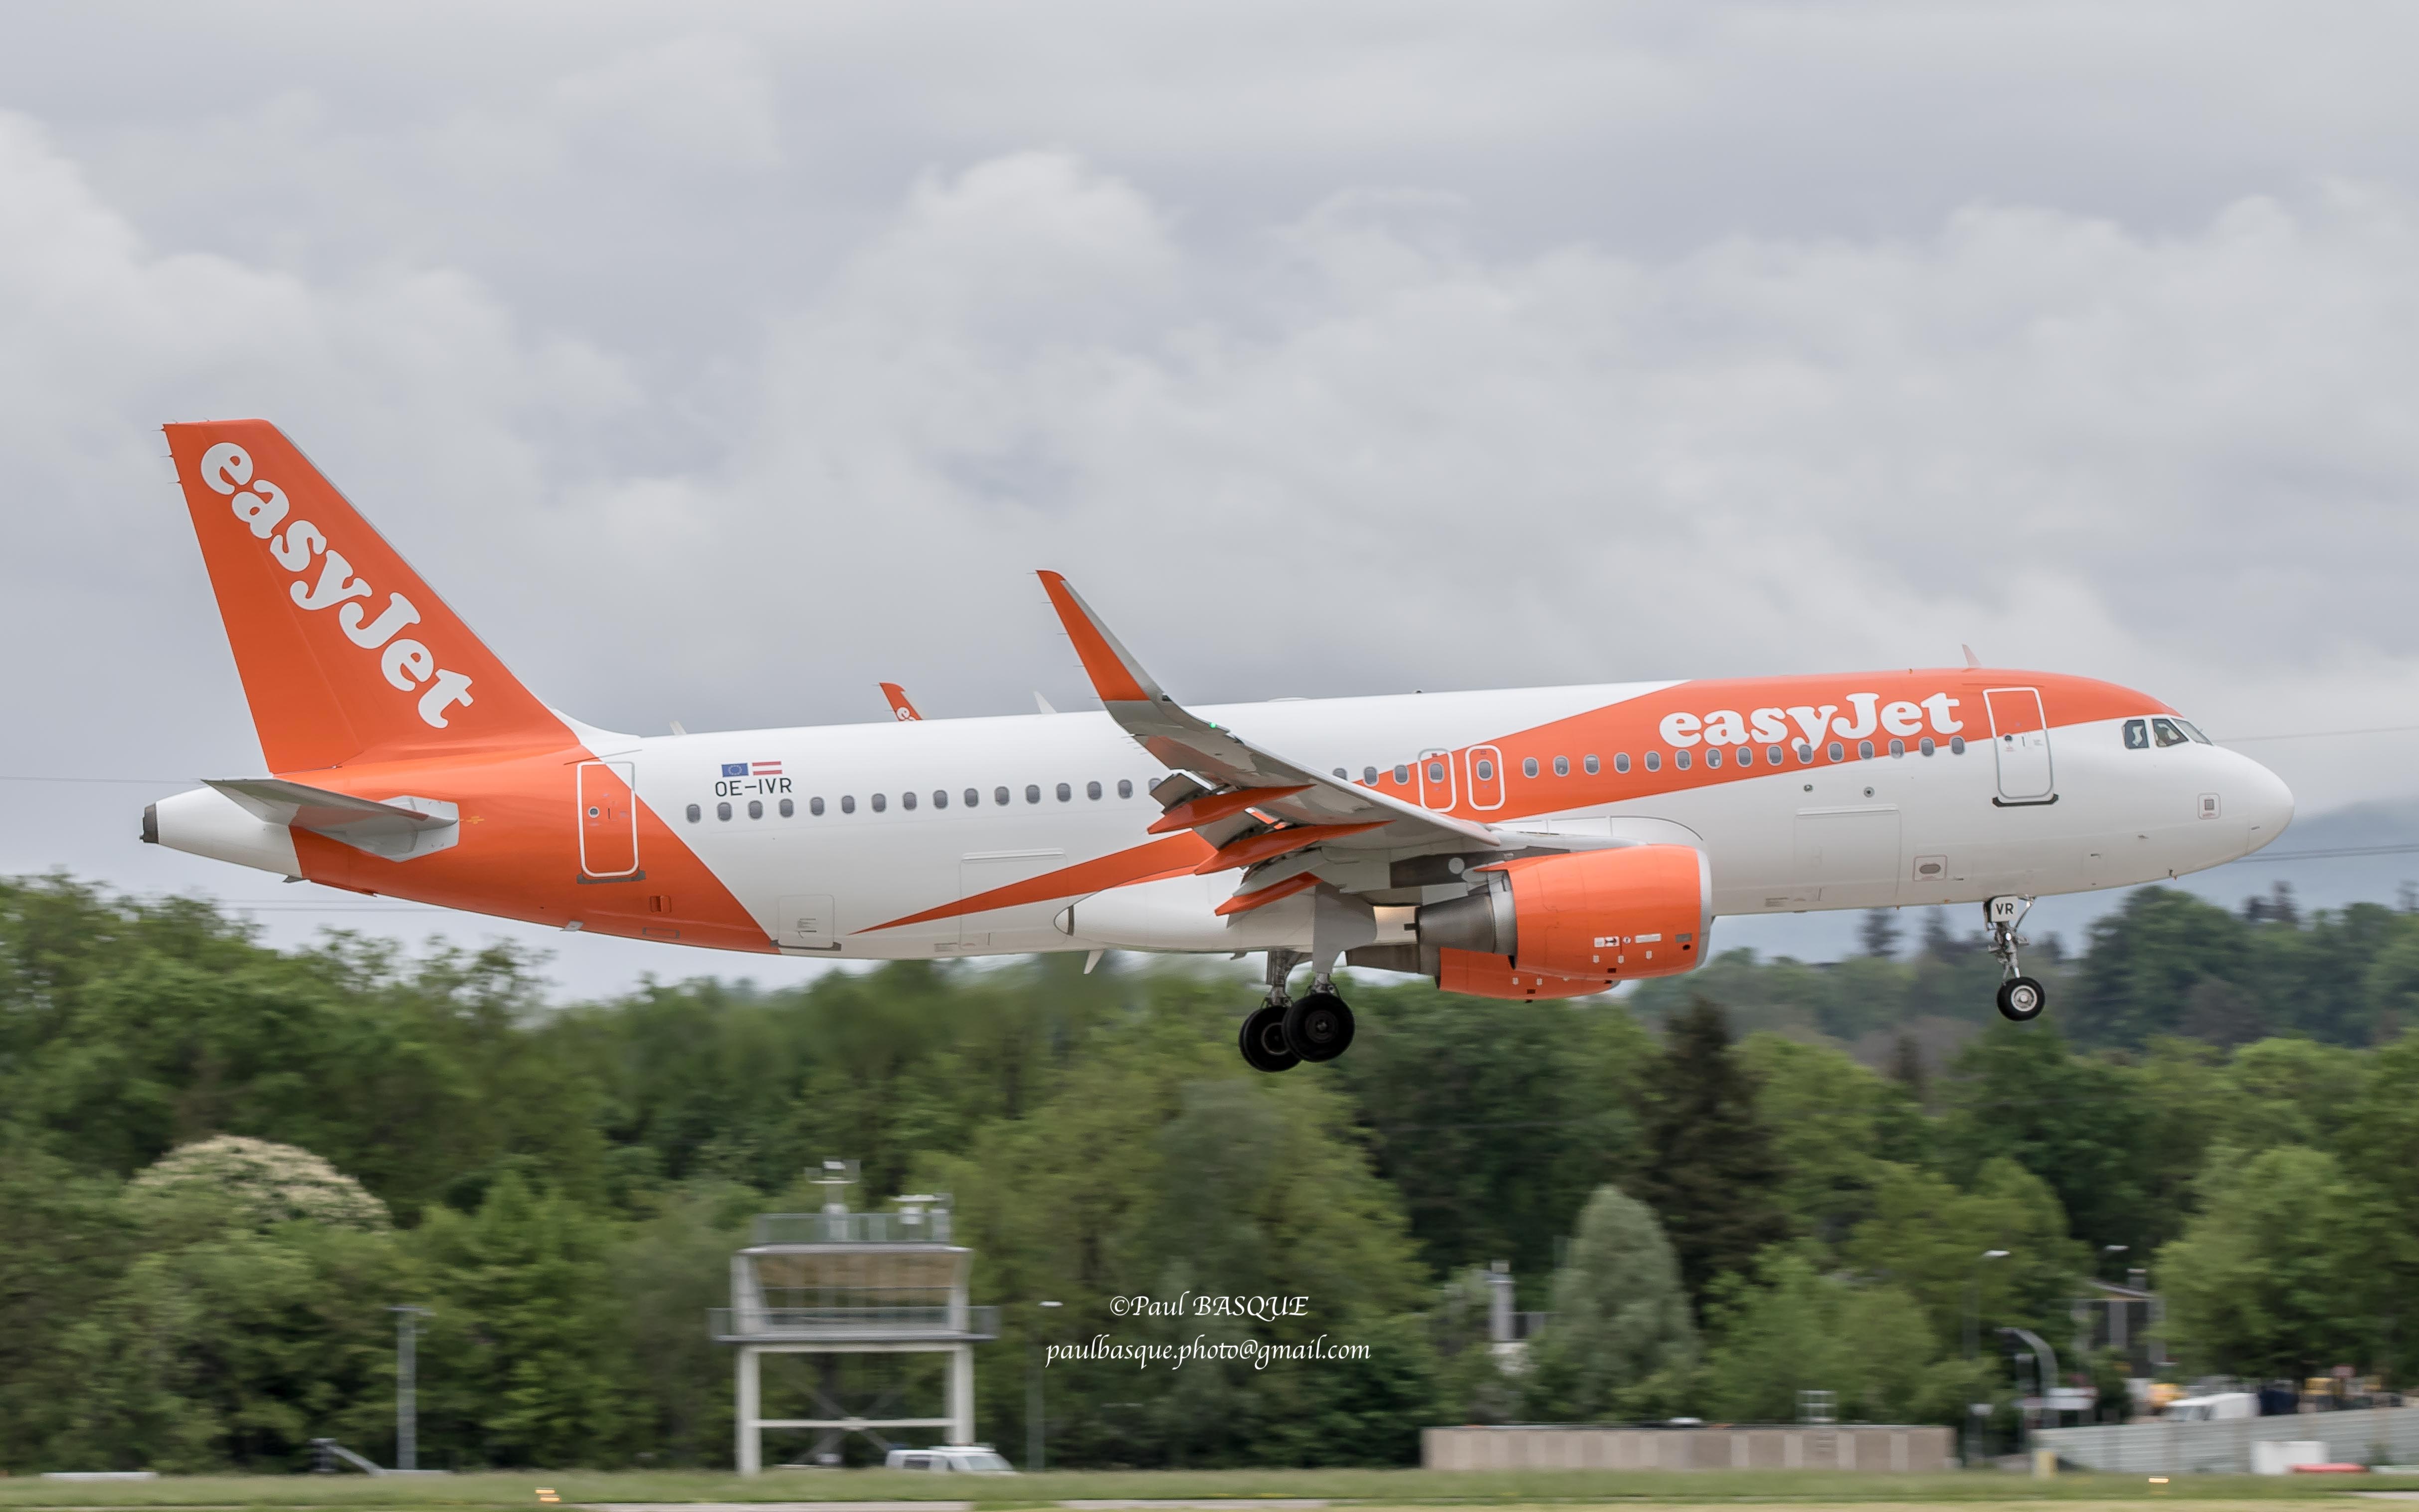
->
<box><xmin>2215</xmin><ymin>723</ymin><xmax>2419</xmax><ymax>745</ymax></box>
<box><xmin>0</xmin><ymin>774</ymin><xmax>187</xmax><ymax>785</ymax></box>
<box><xmin>2221</xmin><ymin>842</ymin><xmax>2419</xmax><ymax>865</ymax></box>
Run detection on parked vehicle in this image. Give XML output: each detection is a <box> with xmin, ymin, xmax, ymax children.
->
<box><xmin>884</xmin><ymin>1446</ymin><xmax>1017</xmax><ymax>1473</ymax></box>
<box><xmin>2163</xmin><ymin>1392</ymin><xmax>2257</xmax><ymax>1422</ymax></box>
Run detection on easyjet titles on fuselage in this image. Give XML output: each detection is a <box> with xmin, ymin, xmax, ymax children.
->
<box><xmin>1660</xmin><ymin>692</ymin><xmax>1964</xmax><ymax>750</ymax></box>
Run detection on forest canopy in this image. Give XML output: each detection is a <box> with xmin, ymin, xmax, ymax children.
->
<box><xmin>3</xmin><ymin>874</ymin><xmax>2415</xmax><ymax>1473</ymax></box>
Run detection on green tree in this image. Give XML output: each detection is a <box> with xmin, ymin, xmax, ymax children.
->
<box><xmin>1936</xmin><ymin>1022</ymin><xmax>2155</xmax><ymax>1253</ymax></box>
<box><xmin>1634</xmin><ymin>999</ymin><xmax>1787</xmax><ymax>1305</ymax></box>
<box><xmin>414</xmin><ymin>1172</ymin><xmax>629</xmax><ymax>1466</ymax></box>
<box><xmin>1845</xmin><ymin>1158</ymin><xmax>2087</xmax><ymax>1354</ymax></box>
<box><xmin>1700</xmin><ymin>1248</ymin><xmax>1951</xmax><ymax>1424</ymax></box>
<box><xmin>1524</xmin><ymin>1186</ymin><xmax>1697</xmax><ymax>1419</ymax></box>
<box><xmin>2072</xmin><ymin>888</ymin><xmax>2250</xmax><ymax>1047</ymax></box>
<box><xmin>1738</xmin><ymin>1033</ymin><xmax>1924</xmax><ymax>1243</ymax></box>
<box><xmin>2155</xmin><ymin>1144</ymin><xmax>2384</xmax><ymax>1378</ymax></box>
<box><xmin>1331</xmin><ymin>983</ymin><xmax>1649</xmax><ymax>1285</ymax></box>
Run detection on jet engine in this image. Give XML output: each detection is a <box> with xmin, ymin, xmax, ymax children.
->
<box><xmin>1414</xmin><ymin>843</ymin><xmax>1711</xmax><ymax>999</ymax></box>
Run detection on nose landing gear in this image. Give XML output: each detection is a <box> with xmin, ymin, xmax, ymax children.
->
<box><xmin>1986</xmin><ymin>895</ymin><xmax>2047</xmax><ymax>1022</ymax></box>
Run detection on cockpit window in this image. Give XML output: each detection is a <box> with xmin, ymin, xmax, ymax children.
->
<box><xmin>2152</xmin><ymin>717</ymin><xmax>2191</xmax><ymax>748</ymax></box>
<box><xmin>2123</xmin><ymin>719</ymin><xmax>2149</xmax><ymax>750</ymax></box>
<box><xmin>2177</xmin><ymin>719</ymin><xmax>2213</xmax><ymax>745</ymax></box>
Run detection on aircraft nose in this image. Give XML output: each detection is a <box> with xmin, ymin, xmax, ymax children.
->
<box><xmin>2233</xmin><ymin>752</ymin><xmax>2294</xmax><ymax>856</ymax></box>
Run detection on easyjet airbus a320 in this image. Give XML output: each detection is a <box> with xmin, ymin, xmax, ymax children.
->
<box><xmin>146</xmin><ymin>421</ymin><xmax>2292</xmax><ymax>1070</ymax></box>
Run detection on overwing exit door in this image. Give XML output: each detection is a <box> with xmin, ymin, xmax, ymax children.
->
<box><xmin>1983</xmin><ymin>687</ymin><xmax>2055</xmax><ymax>804</ymax></box>
<box><xmin>576</xmin><ymin>761</ymin><xmax>641</xmax><ymax>878</ymax></box>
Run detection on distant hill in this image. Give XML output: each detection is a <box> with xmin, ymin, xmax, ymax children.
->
<box><xmin>1710</xmin><ymin>794</ymin><xmax>2419</xmax><ymax>965</ymax></box>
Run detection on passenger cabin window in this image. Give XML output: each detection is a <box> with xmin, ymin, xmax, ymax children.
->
<box><xmin>685</xmin><ymin>803</ymin><xmax>701</xmax><ymax>823</ymax></box>
<box><xmin>1118</xmin><ymin>778</ymin><xmax>1134</xmax><ymax>797</ymax></box>
<box><xmin>1675</xmin><ymin>750</ymin><xmax>1692</xmax><ymax>770</ymax></box>
<box><xmin>717</xmin><ymin>801</ymin><xmax>732</xmax><ymax>821</ymax></box>
<box><xmin>871</xmin><ymin>793</ymin><xmax>887</xmax><ymax>813</ymax></box>
<box><xmin>840</xmin><ymin>795</ymin><xmax>856</xmax><ymax>813</ymax></box>
<box><xmin>1553</xmin><ymin>756</ymin><xmax>1569</xmax><ymax>776</ymax></box>
<box><xmin>1474</xmin><ymin>758</ymin><xmax>1493</xmax><ymax>780</ymax></box>
<box><xmin>1614</xmin><ymin>753</ymin><xmax>1631</xmax><ymax>773</ymax></box>
<box><xmin>811</xmin><ymin>796</ymin><xmax>826</xmax><ymax>816</ymax></box>
<box><xmin>1949</xmin><ymin>736</ymin><xmax>1966</xmax><ymax>754</ymax></box>
<box><xmin>1087</xmin><ymin>780</ymin><xmax>1103</xmax><ymax>799</ymax></box>
<box><xmin>748</xmin><ymin>799</ymin><xmax>764</xmax><ymax>819</ymax></box>
<box><xmin>1644</xmin><ymin>752</ymin><xmax>1660</xmax><ymax>772</ymax></box>
<box><xmin>1523</xmin><ymin>757</ymin><xmax>1539</xmax><ymax>778</ymax></box>
<box><xmin>1026</xmin><ymin>784</ymin><xmax>1041</xmax><ymax>804</ymax></box>
<box><xmin>931</xmin><ymin>789</ymin><xmax>947</xmax><ymax>809</ymax></box>
<box><xmin>1796</xmin><ymin>742</ymin><xmax>1814</xmax><ymax>762</ymax></box>
<box><xmin>2124</xmin><ymin>719</ymin><xmax>2150</xmax><ymax>750</ymax></box>
<box><xmin>1919</xmin><ymin>738</ymin><xmax>1935</xmax><ymax>756</ymax></box>
<box><xmin>2152</xmin><ymin>717</ymin><xmax>2191</xmax><ymax>748</ymax></box>
<box><xmin>1888</xmin><ymin>739</ymin><xmax>1904</xmax><ymax>757</ymax></box>
<box><xmin>1056</xmin><ymin>782</ymin><xmax>1072</xmax><ymax>801</ymax></box>
<box><xmin>964</xmin><ymin>788</ymin><xmax>979</xmax><ymax>807</ymax></box>
<box><xmin>1858</xmin><ymin>740</ymin><xmax>1874</xmax><ymax>760</ymax></box>
<box><xmin>1766</xmin><ymin>744</ymin><xmax>1784</xmax><ymax>764</ymax></box>
<box><xmin>1584</xmin><ymin>755</ymin><xmax>1600</xmax><ymax>774</ymax></box>
<box><xmin>1735</xmin><ymin>746</ymin><xmax>1752</xmax><ymax>767</ymax></box>
<box><xmin>901</xmin><ymin>791</ymin><xmax>917</xmax><ymax>811</ymax></box>
<box><xmin>1828</xmin><ymin>742</ymin><xmax>1845</xmax><ymax>762</ymax></box>
<box><xmin>995</xmin><ymin>786</ymin><xmax>1010</xmax><ymax>805</ymax></box>
<box><xmin>779</xmin><ymin>797</ymin><xmax>794</xmax><ymax>817</ymax></box>
<box><xmin>1362</xmin><ymin>766</ymin><xmax>1378</xmax><ymax>783</ymax></box>
<box><xmin>1393</xmin><ymin>764</ymin><xmax>1411</xmax><ymax>784</ymax></box>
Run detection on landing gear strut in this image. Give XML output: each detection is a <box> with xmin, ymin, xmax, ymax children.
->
<box><xmin>1985</xmin><ymin>896</ymin><xmax>2046</xmax><ymax>1022</ymax></box>
<box><xmin>1236</xmin><ymin>951</ymin><xmax>1356</xmax><ymax>1072</ymax></box>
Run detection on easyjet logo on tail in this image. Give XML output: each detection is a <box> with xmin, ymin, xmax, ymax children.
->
<box><xmin>198</xmin><ymin>443</ymin><xmax>475</xmax><ymax>730</ymax></box>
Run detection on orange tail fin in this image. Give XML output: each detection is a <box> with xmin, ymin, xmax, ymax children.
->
<box><xmin>164</xmin><ymin>420</ymin><xmax>563</xmax><ymax>772</ymax></box>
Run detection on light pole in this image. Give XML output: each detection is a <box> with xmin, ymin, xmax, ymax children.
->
<box><xmin>1027</xmin><ymin>1301</ymin><xmax>1061</xmax><ymax>1472</ymax></box>
<box><xmin>388</xmin><ymin>1306</ymin><xmax>432</xmax><ymax>1471</ymax></box>
<box><xmin>1964</xmin><ymin>1250</ymin><xmax>2008</xmax><ymax>1467</ymax></box>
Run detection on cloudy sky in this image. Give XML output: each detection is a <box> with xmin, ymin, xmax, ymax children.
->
<box><xmin>5</xmin><ymin>2</ymin><xmax>2418</xmax><ymax>995</ymax></box>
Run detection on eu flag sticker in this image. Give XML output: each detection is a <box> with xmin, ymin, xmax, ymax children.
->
<box><xmin>721</xmin><ymin>762</ymin><xmax>748</xmax><ymax>777</ymax></box>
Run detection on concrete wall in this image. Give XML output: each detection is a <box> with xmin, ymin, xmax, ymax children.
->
<box><xmin>2036</xmin><ymin>1405</ymin><xmax>2419</xmax><ymax>1475</ymax></box>
<box><xmin>1422</xmin><ymin>1424</ymin><xmax>1954</xmax><ymax>1472</ymax></box>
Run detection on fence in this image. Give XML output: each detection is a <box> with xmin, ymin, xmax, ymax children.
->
<box><xmin>2036</xmin><ymin>1405</ymin><xmax>2419</xmax><ymax>1475</ymax></box>
<box><xmin>1423</xmin><ymin>1424</ymin><xmax>1953</xmax><ymax>1472</ymax></box>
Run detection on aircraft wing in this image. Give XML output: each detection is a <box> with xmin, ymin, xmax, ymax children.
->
<box><xmin>1037</xmin><ymin>571</ymin><xmax>1602</xmax><ymax>904</ymax></box>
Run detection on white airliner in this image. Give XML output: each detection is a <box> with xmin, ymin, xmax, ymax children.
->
<box><xmin>146</xmin><ymin>421</ymin><xmax>2292</xmax><ymax>1070</ymax></box>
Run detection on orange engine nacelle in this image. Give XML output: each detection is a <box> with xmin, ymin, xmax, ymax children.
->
<box><xmin>1420</xmin><ymin>844</ymin><xmax>1710</xmax><ymax>1000</ymax></box>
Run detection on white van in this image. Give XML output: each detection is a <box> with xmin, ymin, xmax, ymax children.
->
<box><xmin>884</xmin><ymin>1446</ymin><xmax>1017</xmax><ymax>1474</ymax></box>
<box><xmin>2163</xmin><ymin>1392</ymin><xmax>2257</xmax><ymax>1421</ymax></box>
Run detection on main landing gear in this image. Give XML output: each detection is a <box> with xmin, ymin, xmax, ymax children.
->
<box><xmin>1237</xmin><ymin>950</ymin><xmax>1356</xmax><ymax>1073</ymax></box>
<box><xmin>1986</xmin><ymin>895</ymin><xmax>2047</xmax><ymax>1023</ymax></box>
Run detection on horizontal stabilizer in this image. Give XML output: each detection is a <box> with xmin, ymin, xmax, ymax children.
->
<box><xmin>204</xmin><ymin>778</ymin><xmax>459</xmax><ymax>861</ymax></box>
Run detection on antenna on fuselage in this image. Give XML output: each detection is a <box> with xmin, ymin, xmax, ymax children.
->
<box><xmin>1961</xmin><ymin>644</ymin><xmax>1981</xmax><ymax>669</ymax></box>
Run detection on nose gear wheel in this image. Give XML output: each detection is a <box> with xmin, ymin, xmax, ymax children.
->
<box><xmin>1983</xmin><ymin>896</ymin><xmax>2047</xmax><ymax>1021</ymax></box>
<box><xmin>1997</xmin><ymin>976</ymin><xmax>2046</xmax><ymax>1022</ymax></box>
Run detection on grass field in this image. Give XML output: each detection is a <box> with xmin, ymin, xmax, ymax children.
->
<box><xmin>2</xmin><ymin>1466</ymin><xmax>2416</xmax><ymax>1511</ymax></box>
